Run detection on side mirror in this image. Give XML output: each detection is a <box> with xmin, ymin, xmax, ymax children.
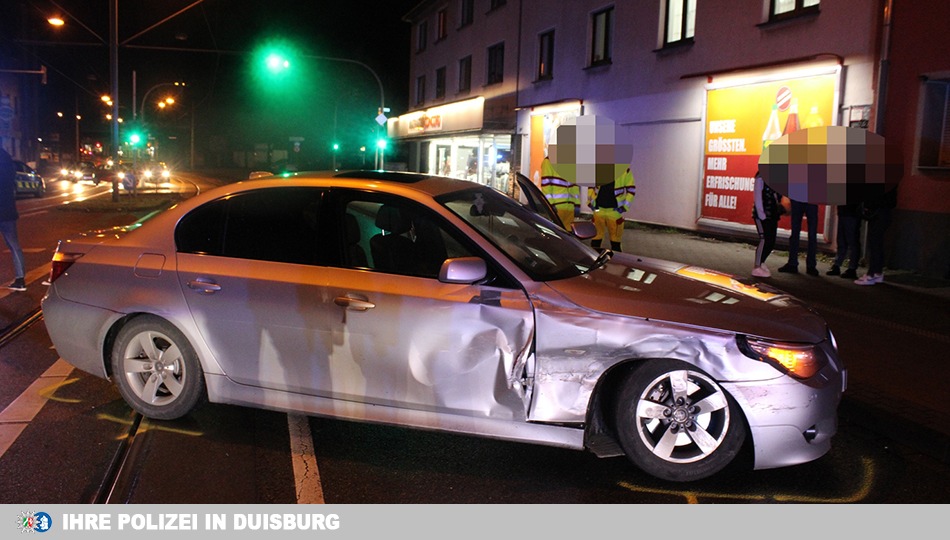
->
<box><xmin>572</xmin><ymin>221</ymin><xmax>597</xmax><ymax>240</ymax></box>
<box><xmin>439</xmin><ymin>257</ymin><xmax>487</xmax><ymax>284</ymax></box>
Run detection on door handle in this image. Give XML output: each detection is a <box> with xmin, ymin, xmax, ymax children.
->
<box><xmin>187</xmin><ymin>278</ymin><xmax>222</xmax><ymax>295</ymax></box>
<box><xmin>334</xmin><ymin>294</ymin><xmax>375</xmax><ymax>311</ymax></box>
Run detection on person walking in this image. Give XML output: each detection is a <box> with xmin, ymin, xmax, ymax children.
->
<box><xmin>778</xmin><ymin>198</ymin><xmax>820</xmax><ymax>276</ymax></box>
<box><xmin>751</xmin><ymin>171</ymin><xmax>783</xmax><ymax>277</ymax></box>
<box><xmin>0</xmin><ymin>147</ymin><xmax>27</xmax><ymax>291</ymax></box>
<box><xmin>826</xmin><ymin>203</ymin><xmax>862</xmax><ymax>279</ymax></box>
<box><xmin>587</xmin><ymin>166</ymin><xmax>635</xmax><ymax>252</ymax></box>
<box><xmin>855</xmin><ymin>188</ymin><xmax>897</xmax><ymax>286</ymax></box>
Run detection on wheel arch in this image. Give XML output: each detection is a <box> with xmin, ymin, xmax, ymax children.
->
<box><xmin>101</xmin><ymin>312</ymin><xmax>201</xmax><ymax>379</ymax></box>
<box><xmin>583</xmin><ymin>357</ymin><xmax>753</xmax><ymax>464</ymax></box>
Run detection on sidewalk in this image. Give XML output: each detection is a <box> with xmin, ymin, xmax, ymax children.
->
<box><xmin>622</xmin><ymin>223</ymin><xmax>950</xmax><ymax>465</ymax></box>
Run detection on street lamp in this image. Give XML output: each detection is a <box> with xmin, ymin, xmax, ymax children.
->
<box><xmin>45</xmin><ymin>1</ymin><xmax>205</xmax><ymax>201</ymax></box>
<box><xmin>138</xmin><ymin>81</ymin><xmax>184</xmax><ymax>122</ymax></box>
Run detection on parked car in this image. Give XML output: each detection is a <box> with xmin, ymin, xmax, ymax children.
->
<box><xmin>13</xmin><ymin>160</ymin><xmax>46</xmax><ymax>197</ymax></box>
<box><xmin>41</xmin><ymin>170</ymin><xmax>845</xmax><ymax>482</ymax></box>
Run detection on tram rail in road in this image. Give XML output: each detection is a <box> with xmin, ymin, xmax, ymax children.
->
<box><xmin>0</xmin><ymin>306</ymin><xmax>323</xmax><ymax>504</ymax></box>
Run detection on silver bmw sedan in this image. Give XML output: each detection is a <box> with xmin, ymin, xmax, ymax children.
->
<box><xmin>42</xmin><ymin>170</ymin><xmax>844</xmax><ymax>482</ymax></box>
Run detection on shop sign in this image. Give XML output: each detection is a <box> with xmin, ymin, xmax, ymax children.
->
<box><xmin>408</xmin><ymin>113</ymin><xmax>442</xmax><ymax>133</ymax></box>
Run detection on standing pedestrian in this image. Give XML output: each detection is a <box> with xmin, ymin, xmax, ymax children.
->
<box><xmin>778</xmin><ymin>198</ymin><xmax>820</xmax><ymax>276</ymax></box>
<box><xmin>855</xmin><ymin>188</ymin><xmax>897</xmax><ymax>285</ymax></box>
<box><xmin>0</xmin><ymin>147</ymin><xmax>27</xmax><ymax>291</ymax></box>
<box><xmin>826</xmin><ymin>203</ymin><xmax>862</xmax><ymax>279</ymax></box>
<box><xmin>587</xmin><ymin>167</ymin><xmax>635</xmax><ymax>252</ymax></box>
<box><xmin>751</xmin><ymin>171</ymin><xmax>783</xmax><ymax>277</ymax></box>
<box><xmin>538</xmin><ymin>156</ymin><xmax>580</xmax><ymax>230</ymax></box>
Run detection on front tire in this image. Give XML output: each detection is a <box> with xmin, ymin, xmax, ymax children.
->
<box><xmin>613</xmin><ymin>359</ymin><xmax>746</xmax><ymax>482</ymax></box>
<box><xmin>111</xmin><ymin>316</ymin><xmax>206</xmax><ymax>420</ymax></box>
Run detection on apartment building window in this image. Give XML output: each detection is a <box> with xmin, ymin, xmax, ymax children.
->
<box><xmin>416</xmin><ymin>20</ymin><xmax>428</xmax><ymax>52</ymax></box>
<box><xmin>664</xmin><ymin>0</ymin><xmax>696</xmax><ymax>45</ymax></box>
<box><xmin>458</xmin><ymin>55</ymin><xmax>472</xmax><ymax>93</ymax></box>
<box><xmin>537</xmin><ymin>30</ymin><xmax>555</xmax><ymax>81</ymax></box>
<box><xmin>591</xmin><ymin>7</ymin><xmax>613</xmax><ymax>66</ymax></box>
<box><xmin>460</xmin><ymin>0</ymin><xmax>474</xmax><ymax>27</ymax></box>
<box><xmin>415</xmin><ymin>75</ymin><xmax>426</xmax><ymax>106</ymax></box>
<box><xmin>919</xmin><ymin>79</ymin><xmax>950</xmax><ymax>169</ymax></box>
<box><xmin>435</xmin><ymin>66</ymin><xmax>446</xmax><ymax>99</ymax></box>
<box><xmin>487</xmin><ymin>42</ymin><xmax>504</xmax><ymax>85</ymax></box>
<box><xmin>770</xmin><ymin>0</ymin><xmax>819</xmax><ymax>20</ymax></box>
<box><xmin>437</xmin><ymin>9</ymin><xmax>448</xmax><ymax>41</ymax></box>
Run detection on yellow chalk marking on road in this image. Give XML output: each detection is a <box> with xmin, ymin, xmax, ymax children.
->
<box><xmin>96</xmin><ymin>413</ymin><xmax>204</xmax><ymax>438</ymax></box>
<box><xmin>618</xmin><ymin>457</ymin><xmax>875</xmax><ymax>503</ymax></box>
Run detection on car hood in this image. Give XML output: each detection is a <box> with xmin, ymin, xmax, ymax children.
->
<box><xmin>544</xmin><ymin>252</ymin><xmax>828</xmax><ymax>343</ymax></box>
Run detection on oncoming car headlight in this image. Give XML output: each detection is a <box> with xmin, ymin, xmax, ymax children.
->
<box><xmin>737</xmin><ymin>335</ymin><xmax>828</xmax><ymax>379</ymax></box>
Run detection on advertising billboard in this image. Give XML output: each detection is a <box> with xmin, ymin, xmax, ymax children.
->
<box><xmin>701</xmin><ymin>68</ymin><xmax>839</xmax><ymax>232</ymax></box>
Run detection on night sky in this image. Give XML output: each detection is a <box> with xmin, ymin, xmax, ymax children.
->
<box><xmin>4</xmin><ymin>0</ymin><xmax>420</xmax><ymax>167</ymax></box>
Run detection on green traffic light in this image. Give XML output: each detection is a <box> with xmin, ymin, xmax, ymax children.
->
<box><xmin>376</xmin><ymin>139</ymin><xmax>387</xmax><ymax>150</ymax></box>
<box><xmin>266</xmin><ymin>53</ymin><xmax>290</xmax><ymax>73</ymax></box>
<box><xmin>250</xmin><ymin>37</ymin><xmax>310</xmax><ymax>97</ymax></box>
<box><xmin>333</xmin><ymin>143</ymin><xmax>340</xmax><ymax>151</ymax></box>
<box><xmin>129</xmin><ymin>133</ymin><xmax>141</xmax><ymax>145</ymax></box>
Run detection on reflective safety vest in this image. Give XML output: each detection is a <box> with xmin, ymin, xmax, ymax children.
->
<box><xmin>539</xmin><ymin>157</ymin><xmax>580</xmax><ymax>208</ymax></box>
<box><xmin>588</xmin><ymin>167</ymin><xmax>636</xmax><ymax>214</ymax></box>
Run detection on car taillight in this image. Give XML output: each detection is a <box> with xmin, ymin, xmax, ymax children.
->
<box><xmin>49</xmin><ymin>251</ymin><xmax>83</xmax><ymax>284</ymax></box>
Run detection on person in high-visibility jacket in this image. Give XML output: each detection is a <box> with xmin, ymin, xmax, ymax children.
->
<box><xmin>539</xmin><ymin>157</ymin><xmax>579</xmax><ymax>230</ymax></box>
<box><xmin>587</xmin><ymin>166</ymin><xmax>636</xmax><ymax>251</ymax></box>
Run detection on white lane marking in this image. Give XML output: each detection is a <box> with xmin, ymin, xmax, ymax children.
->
<box><xmin>0</xmin><ymin>360</ymin><xmax>74</xmax><ymax>459</ymax></box>
<box><xmin>288</xmin><ymin>413</ymin><xmax>325</xmax><ymax>504</ymax></box>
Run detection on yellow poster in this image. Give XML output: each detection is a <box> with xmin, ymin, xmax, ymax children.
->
<box><xmin>702</xmin><ymin>71</ymin><xmax>837</xmax><ymax>226</ymax></box>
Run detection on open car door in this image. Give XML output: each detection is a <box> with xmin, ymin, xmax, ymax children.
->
<box><xmin>513</xmin><ymin>173</ymin><xmax>562</xmax><ymax>228</ymax></box>
<box><xmin>513</xmin><ymin>173</ymin><xmax>595</xmax><ymax>239</ymax></box>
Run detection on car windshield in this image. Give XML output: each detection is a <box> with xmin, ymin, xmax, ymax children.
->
<box><xmin>440</xmin><ymin>186</ymin><xmax>601</xmax><ymax>281</ymax></box>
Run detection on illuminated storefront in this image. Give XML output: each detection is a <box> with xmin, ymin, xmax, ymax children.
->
<box><xmin>523</xmin><ymin>100</ymin><xmax>583</xmax><ymax>187</ymax></box>
<box><xmin>389</xmin><ymin>96</ymin><xmax>514</xmax><ymax>193</ymax></box>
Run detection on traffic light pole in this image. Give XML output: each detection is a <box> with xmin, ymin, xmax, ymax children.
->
<box><xmin>302</xmin><ymin>54</ymin><xmax>386</xmax><ymax>169</ymax></box>
<box><xmin>110</xmin><ymin>0</ymin><xmax>120</xmax><ymax>201</ymax></box>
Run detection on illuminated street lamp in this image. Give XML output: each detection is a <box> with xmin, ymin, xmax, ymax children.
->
<box><xmin>138</xmin><ymin>81</ymin><xmax>184</xmax><ymax>122</ymax></box>
<box><xmin>46</xmin><ymin>1</ymin><xmax>204</xmax><ymax>201</ymax></box>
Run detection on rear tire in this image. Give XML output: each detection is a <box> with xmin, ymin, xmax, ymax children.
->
<box><xmin>613</xmin><ymin>359</ymin><xmax>746</xmax><ymax>482</ymax></box>
<box><xmin>111</xmin><ymin>316</ymin><xmax>206</xmax><ymax>420</ymax></box>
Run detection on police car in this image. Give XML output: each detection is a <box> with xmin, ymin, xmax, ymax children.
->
<box><xmin>13</xmin><ymin>160</ymin><xmax>45</xmax><ymax>198</ymax></box>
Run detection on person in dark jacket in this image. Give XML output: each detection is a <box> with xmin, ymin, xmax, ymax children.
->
<box><xmin>751</xmin><ymin>171</ymin><xmax>783</xmax><ymax>277</ymax></box>
<box><xmin>855</xmin><ymin>187</ymin><xmax>897</xmax><ymax>286</ymax></box>
<box><xmin>0</xmin><ymin>147</ymin><xmax>27</xmax><ymax>291</ymax></box>
<box><xmin>778</xmin><ymin>197</ymin><xmax>820</xmax><ymax>276</ymax></box>
<box><xmin>827</xmin><ymin>203</ymin><xmax>862</xmax><ymax>280</ymax></box>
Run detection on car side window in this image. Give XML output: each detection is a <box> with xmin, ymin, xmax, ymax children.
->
<box><xmin>176</xmin><ymin>187</ymin><xmax>326</xmax><ymax>265</ymax></box>
<box><xmin>337</xmin><ymin>194</ymin><xmax>473</xmax><ymax>279</ymax></box>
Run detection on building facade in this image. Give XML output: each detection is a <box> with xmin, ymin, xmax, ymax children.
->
<box><xmin>393</xmin><ymin>0</ymin><xmax>522</xmax><ymax>193</ymax></box>
<box><xmin>398</xmin><ymin>0</ymin><xmax>947</xmax><ymax>278</ymax></box>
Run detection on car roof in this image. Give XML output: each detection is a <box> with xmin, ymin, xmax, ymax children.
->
<box><xmin>237</xmin><ymin>169</ymin><xmax>484</xmax><ymax>197</ymax></box>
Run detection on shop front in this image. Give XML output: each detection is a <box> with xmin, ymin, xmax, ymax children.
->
<box><xmin>389</xmin><ymin>96</ymin><xmax>514</xmax><ymax>193</ymax></box>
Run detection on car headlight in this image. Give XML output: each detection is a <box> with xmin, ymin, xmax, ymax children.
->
<box><xmin>737</xmin><ymin>335</ymin><xmax>828</xmax><ymax>379</ymax></box>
